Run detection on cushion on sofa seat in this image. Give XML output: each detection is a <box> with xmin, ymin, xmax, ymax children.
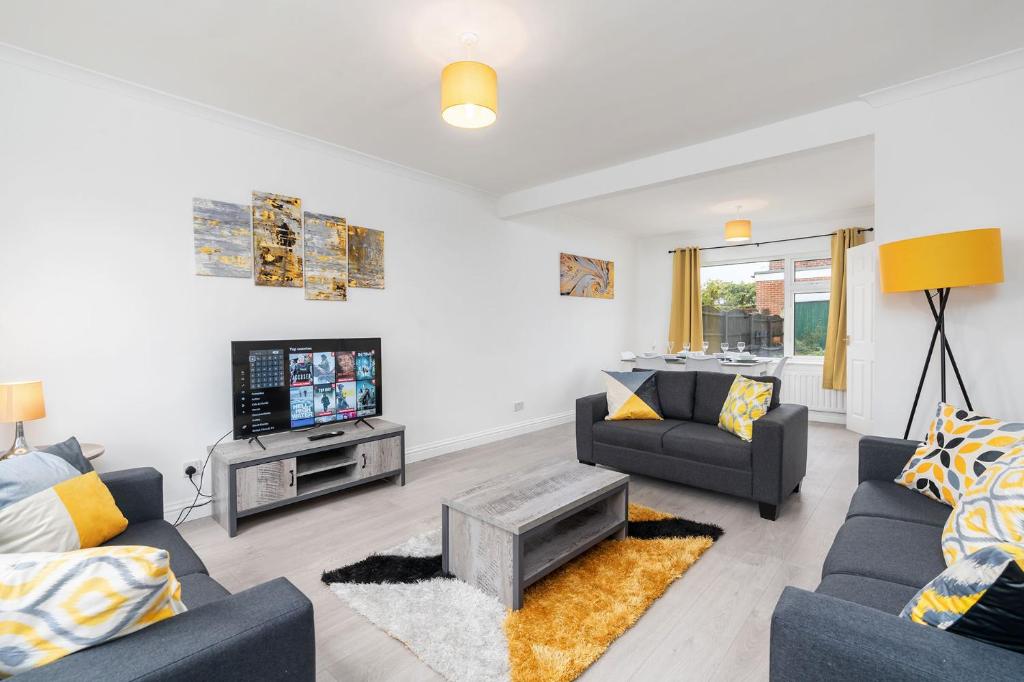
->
<box><xmin>655</xmin><ymin>371</ymin><xmax>697</xmax><ymax>421</ymax></box>
<box><xmin>102</xmin><ymin>519</ymin><xmax>208</xmax><ymax>577</ymax></box>
<box><xmin>816</xmin><ymin>573</ymin><xmax>920</xmax><ymax>616</ymax></box>
<box><xmin>661</xmin><ymin>421</ymin><xmax>752</xmax><ymax>470</ymax></box>
<box><xmin>693</xmin><ymin>372</ymin><xmax>780</xmax><ymax>425</ymax></box>
<box><xmin>178</xmin><ymin>572</ymin><xmax>231</xmax><ymax>609</ymax></box>
<box><xmin>591</xmin><ymin>419</ymin><xmax>685</xmax><ymax>453</ymax></box>
<box><xmin>847</xmin><ymin>480</ymin><xmax>952</xmax><ymax>528</ymax></box>
<box><xmin>822</xmin><ymin>516</ymin><xmax>946</xmax><ymax>588</ymax></box>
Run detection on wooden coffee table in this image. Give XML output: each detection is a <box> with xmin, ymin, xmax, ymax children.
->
<box><xmin>441</xmin><ymin>461</ymin><xmax>629</xmax><ymax>609</ymax></box>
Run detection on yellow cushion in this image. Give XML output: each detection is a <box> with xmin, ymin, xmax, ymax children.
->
<box><xmin>0</xmin><ymin>545</ymin><xmax>186</xmax><ymax>676</ymax></box>
<box><xmin>718</xmin><ymin>375</ymin><xmax>773</xmax><ymax>442</ymax></box>
<box><xmin>0</xmin><ymin>472</ymin><xmax>128</xmax><ymax>553</ymax></box>
<box><xmin>942</xmin><ymin>444</ymin><xmax>1024</xmax><ymax>566</ymax></box>
<box><xmin>896</xmin><ymin>403</ymin><xmax>1024</xmax><ymax>507</ymax></box>
<box><xmin>603</xmin><ymin>371</ymin><xmax>663</xmax><ymax>421</ymax></box>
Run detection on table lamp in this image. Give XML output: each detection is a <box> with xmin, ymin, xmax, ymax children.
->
<box><xmin>878</xmin><ymin>228</ymin><xmax>1003</xmax><ymax>439</ymax></box>
<box><xmin>0</xmin><ymin>380</ymin><xmax>47</xmax><ymax>460</ymax></box>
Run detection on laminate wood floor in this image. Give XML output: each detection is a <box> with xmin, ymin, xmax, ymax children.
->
<box><xmin>179</xmin><ymin>421</ymin><xmax>861</xmax><ymax>681</ymax></box>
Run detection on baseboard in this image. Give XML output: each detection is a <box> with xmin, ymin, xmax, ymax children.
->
<box><xmin>808</xmin><ymin>410</ymin><xmax>846</xmax><ymax>424</ymax></box>
<box><xmin>164</xmin><ymin>410</ymin><xmax>576</xmax><ymax>523</ymax></box>
<box><xmin>406</xmin><ymin>411</ymin><xmax>574</xmax><ymax>463</ymax></box>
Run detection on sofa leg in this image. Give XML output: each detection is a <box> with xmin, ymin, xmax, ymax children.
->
<box><xmin>792</xmin><ymin>481</ymin><xmax>801</xmax><ymax>494</ymax></box>
<box><xmin>759</xmin><ymin>503</ymin><xmax>778</xmax><ymax>521</ymax></box>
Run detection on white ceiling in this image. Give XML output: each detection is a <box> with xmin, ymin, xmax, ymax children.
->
<box><xmin>555</xmin><ymin>136</ymin><xmax>874</xmax><ymax>236</ymax></box>
<box><xmin>1</xmin><ymin>1</ymin><xmax>1022</xmax><ymax>193</ymax></box>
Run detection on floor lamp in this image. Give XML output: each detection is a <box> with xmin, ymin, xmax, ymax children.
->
<box><xmin>878</xmin><ymin>228</ymin><xmax>1004</xmax><ymax>439</ymax></box>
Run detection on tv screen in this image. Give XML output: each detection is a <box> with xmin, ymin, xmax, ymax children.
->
<box><xmin>232</xmin><ymin>338</ymin><xmax>382</xmax><ymax>440</ymax></box>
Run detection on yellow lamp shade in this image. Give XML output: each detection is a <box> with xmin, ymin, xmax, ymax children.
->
<box><xmin>0</xmin><ymin>381</ymin><xmax>46</xmax><ymax>423</ymax></box>
<box><xmin>724</xmin><ymin>219</ymin><xmax>752</xmax><ymax>242</ymax></box>
<box><xmin>441</xmin><ymin>61</ymin><xmax>497</xmax><ymax>129</ymax></box>
<box><xmin>879</xmin><ymin>227</ymin><xmax>1003</xmax><ymax>293</ymax></box>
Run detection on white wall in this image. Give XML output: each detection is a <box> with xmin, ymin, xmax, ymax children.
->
<box><xmin>0</xmin><ymin>54</ymin><xmax>635</xmax><ymax>515</ymax></box>
<box><xmin>873</xmin><ymin>67</ymin><xmax>1024</xmax><ymax>437</ymax></box>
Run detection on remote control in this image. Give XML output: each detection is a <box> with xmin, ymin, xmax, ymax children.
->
<box><xmin>307</xmin><ymin>430</ymin><xmax>345</xmax><ymax>441</ymax></box>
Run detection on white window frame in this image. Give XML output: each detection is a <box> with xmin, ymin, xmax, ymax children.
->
<box><xmin>700</xmin><ymin>249</ymin><xmax>832</xmax><ymax>362</ymax></box>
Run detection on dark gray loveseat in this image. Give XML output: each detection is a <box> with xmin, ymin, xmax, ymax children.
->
<box><xmin>18</xmin><ymin>468</ymin><xmax>315</xmax><ymax>681</ymax></box>
<box><xmin>576</xmin><ymin>370</ymin><xmax>808</xmax><ymax>520</ymax></box>
<box><xmin>770</xmin><ymin>436</ymin><xmax>1024</xmax><ymax>681</ymax></box>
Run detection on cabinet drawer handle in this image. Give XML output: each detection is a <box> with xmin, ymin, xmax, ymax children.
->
<box><xmin>361</xmin><ymin>453</ymin><xmax>367</xmax><ymax>469</ymax></box>
<box><xmin>289</xmin><ymin>469</ymin><xmax>295</xmax><ymax>487</ymax></box>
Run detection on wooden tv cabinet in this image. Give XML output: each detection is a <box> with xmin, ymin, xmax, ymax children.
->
<box><xmin>210</xmin><ymin>418</ymin><xmax>405</xmax><ymax>536</ymax></box>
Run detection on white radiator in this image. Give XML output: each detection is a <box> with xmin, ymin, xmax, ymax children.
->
<box><xmin>779</xmin><ymin>363</ymin><xmax>846</xmax><ymax>416</ymax></box>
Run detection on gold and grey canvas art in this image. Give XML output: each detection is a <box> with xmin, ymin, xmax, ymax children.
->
<box><xmin>347</xmin><ymin>225</ymin><xmax>385</xmax><ymax>289</ymax></box>
<box><xmin>303</xmin><ymin>212</ymin><xmax>348</xmax><ymax>301</ymax></box>
<box><xmin>192</xmin><ymin>198</ymin><xmax>252</xmax><ymax>277</ymax></box>
<box><xmin>252</xmin><ymin>191</ymin><xmax>304</xmax><ymax>287</ymax></box>
<box><xmin>559</xmin><ymin>252</ymin><xmax>614</xmax><ymax>299</ymax></box>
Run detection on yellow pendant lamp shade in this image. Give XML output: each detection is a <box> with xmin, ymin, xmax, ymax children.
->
<box><xmin>724</xmin><ymin>219</ymin><xmax>752</xmax><ymax>242</ymax></box>
<box><xmin>441</xmin><ymin>60</ymin><xmax>497</xmax><ymax>129</ymax></box>
<box><xmin>879</xmin><ymin>227</ymin><xmax>1003</xmax><ymax>292</ymax></box>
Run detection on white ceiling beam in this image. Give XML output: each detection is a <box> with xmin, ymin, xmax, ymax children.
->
<box><xmin>496</xmin><ymin>101</ymin><xmax>875</xmax><ymax>219</ymax></box>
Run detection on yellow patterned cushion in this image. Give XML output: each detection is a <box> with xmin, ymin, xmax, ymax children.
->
<box><xmin>896</xmin><ymin>403</ymin><xmax>1024</xmax><ymax>507</ymax></box>
<box><xmin>0</xmin><ymin>472</ymin><xmax>128</xmax><ymax>553</ymax></box>
<box><xmin>0</xmin><ymin>545</ymin><xmax>186</xmax><ymax>676</ymax></box>
<box><xmin>718</xmin><ymin>375</ymin><xmax>773</xmax><ymax>442</ymax></box>
<box><xmin>942</xmin><ymin>445</ymin><xmax>1024</xmax><ymax>566</ymax></box>
<box><xmin>603</xmin><ymin>371</ymin><xmax>663</xmax><ymax>421</ymax></box>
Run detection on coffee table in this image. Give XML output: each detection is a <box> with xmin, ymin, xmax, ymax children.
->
<box><xmin>441</xmin><ymin>461</ymin><xmax>629</xmax><ymax>609</ymax></box>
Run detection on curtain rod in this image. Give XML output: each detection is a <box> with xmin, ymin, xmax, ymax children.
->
<box><xmin>666</xmin><ymin>227</ymin><xmax>874</xmax><ymax>254</ymax></box>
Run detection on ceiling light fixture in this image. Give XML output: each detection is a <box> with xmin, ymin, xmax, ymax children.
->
<box><xmin>441</xmin><ymin>32</ymin><xmax>498</xmax><ymax>129</ymax></box>
<box><xmin>724</xmin><ymin>205</ymin><xmax>752</xmax><ymax>242</ymax></box>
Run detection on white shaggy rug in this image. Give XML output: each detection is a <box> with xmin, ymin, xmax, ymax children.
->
<box><xmin>328</xmin><ymin>530</ymin><xmax>511</xmax><ymax>682</ymax></box>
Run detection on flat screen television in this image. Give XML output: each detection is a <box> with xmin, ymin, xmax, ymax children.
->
<box><xmin>232</xmin><ymin>338</ymin><xmax>382</xmax><ymax>440</ymax></box>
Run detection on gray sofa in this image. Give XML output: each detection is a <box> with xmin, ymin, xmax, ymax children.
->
<box><xmin>770</xmin><ymin>436</ymin><xmax>1024</xmax><ymax>681</ymax></box>
<box><xmin>19</xmin><ymin>467</ymin><xmax>315</xmax><ymax>681</ymax></box>
<box><xmin>576</xmin><ymin>370</ymin><xmax>808</xmax><ymax>520</ymax></box>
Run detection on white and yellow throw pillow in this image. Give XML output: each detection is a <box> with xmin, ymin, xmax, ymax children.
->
<box><xmin>942</xmin><ymin>445</ymin><xmax>1024</xmax><ymax>566</ymax></box>
<box><xmin>603</xmin><ymin>370</ymin><xmax>663</xmax><ymax>421</ymax></box>
<box><xmin>0</xmin><ymin>472</ymin><xmax>128</xmax><ymax>554</ymax></box>
<box><xmin>718</xmin><ymin>375</ymin><xmax>773</xmax><ymax>442</ymax></box>
<box><xmin>896</xmin><ymin>403</ymin><xmax>1024</xmax><ymax>507</ymax></box>
<box><xmin>0</xmin><ymin>545</ymin><xmax>187</xmax><ymax>676</ymax></box>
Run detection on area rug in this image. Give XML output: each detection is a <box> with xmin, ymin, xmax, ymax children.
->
<box><xmin>322</xmin><ymin>504</ymin><xmax>723</xmax><ymax>682</ymax></box>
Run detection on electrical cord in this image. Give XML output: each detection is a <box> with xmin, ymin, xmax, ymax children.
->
<box><xmin>174</xmin><ymin>428</ymin><xmax>232</xmax><ymax>527</ymax></box>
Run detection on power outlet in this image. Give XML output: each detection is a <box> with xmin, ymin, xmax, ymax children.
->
<box><xmin>183</xmin><ymin>459</ymin><xmax>203</xmax><ymax>479</ymax></box>
<box><xmin>513</xmin><ymin>400</ymin><xmax>525</xmax><ymax>412</ymax></box>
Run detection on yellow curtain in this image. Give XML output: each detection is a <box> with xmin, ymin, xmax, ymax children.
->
<box><xmin>822</xmin><ymin>227</ymin><xmax>865</xmax><ymax>390</ymax></box>
<box><xmin>668</xmin><ymin>247</ymin><xmax>704</xmax><ymax>353</ymax></box>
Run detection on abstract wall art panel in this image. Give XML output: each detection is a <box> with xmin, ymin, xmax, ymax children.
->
<box><xmin>252</xmin><ymin>191</ymin><xmax>303</xmax><ymax>287</ymax></box>
<box><xmin>192</xmin><ymin>198</ymin><xmax>252</xmax><ymax>277</ymax></box>
<box><xmin>347</xmin><ymin>225</ymin><xmax>385</xmax><ymax>289</ymax></box>
<box><xmin>559</xmin><ymin>252</ymin><xmax>614</xmax><ymax>299</ymax></box>
<box><xmin>303</xmin><ymin>212</ymin><xmax>348</xmax><ymax>301</ymax></box>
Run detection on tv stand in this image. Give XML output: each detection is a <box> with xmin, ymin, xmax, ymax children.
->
<box><xmin>354</xmin><ymin>417</ymin><xmax>375</xmax><ymax>430</ymax></box>
<box><xmin>210</xmin><ymin>418</ymin><xmax>405</xmax><ymax>536</ymax></box>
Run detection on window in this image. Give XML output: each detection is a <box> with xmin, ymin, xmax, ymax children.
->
<box><xmin>699</xmin><ymin>254</ymin><xmax>832</xmax><ymax>359</ymax></box>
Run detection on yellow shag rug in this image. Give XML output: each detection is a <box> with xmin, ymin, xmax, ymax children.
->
<box><xmin>324</xmin><ymin>503</ymin><xmax>722</xmax><ymax>682</ymax></box>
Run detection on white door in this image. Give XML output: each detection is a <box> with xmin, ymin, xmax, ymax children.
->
<box><xmin>846</xmin><ymin>242</ymin><xmax>876</xmax><ymax>434</ymax></box>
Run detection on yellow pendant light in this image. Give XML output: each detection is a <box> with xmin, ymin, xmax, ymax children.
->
<box><xmin>441</xmin><ymin>33</ymin><xmax>497</xmax><ymax>129</ymax></box>
<box><xmin>724</xmin><ymin>205</ymin><xmax>752</xmax><ymax>242</ymax></box>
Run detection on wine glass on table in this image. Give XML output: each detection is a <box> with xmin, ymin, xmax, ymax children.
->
<box><xmin>737</xmin><ymin>341</ymin><xmax>746</xmax><ymax>354</ymax></box>
<box><xmin>702</xmin><ymin>341</ymin><xmax>709</xmax><ymax>355</ymax></box>
<box><xmin>682</xmin><ymin>342</ymin><xmax>690</xmax><ymax>356</ymax></box>
<box><xmin>721</xmin><ymin>342</ymin><xmax>729</xmax><ymax>355</ymax></box>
